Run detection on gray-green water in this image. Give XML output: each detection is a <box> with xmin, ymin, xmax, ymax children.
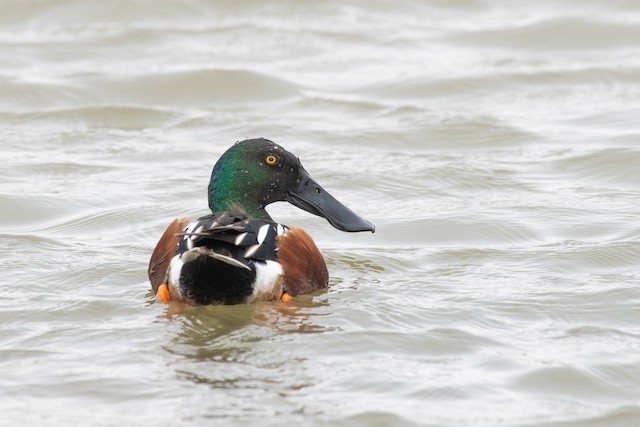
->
<box><xmin>2</xmin><ymin>1</ymin><xmax>640</xmax><ymax>426</ymax></box>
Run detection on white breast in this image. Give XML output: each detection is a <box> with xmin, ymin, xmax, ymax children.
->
<box><xmin>248</xmin><ymin>261</ymin><xmax>283</xmax><ymax>303</ymax></box>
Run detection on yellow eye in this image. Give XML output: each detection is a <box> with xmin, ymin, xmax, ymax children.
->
<box><xmin>265</xmin><ymin>155</ymin><xmax>278</xmax><ymax>165</ymax></box>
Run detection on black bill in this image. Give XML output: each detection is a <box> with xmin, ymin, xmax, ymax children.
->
<box><xmin>285</xmin><ymin>169</ymin><xmax>375</xmax><ymax>233</ymax></box>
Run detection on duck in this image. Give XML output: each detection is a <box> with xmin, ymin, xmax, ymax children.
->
<box><xmin>148</xmin><ymin>138</ymin><xmax>375</xmax><ymax>305</ymax></box>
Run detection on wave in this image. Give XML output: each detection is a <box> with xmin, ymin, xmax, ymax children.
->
<box><xmin>448</xmin><ymin>16</ymin><xmax>640</xmax><ymax>51</ymax></box>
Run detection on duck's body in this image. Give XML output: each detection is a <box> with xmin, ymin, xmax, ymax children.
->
<box><xmin>149</xmin><ymin>138</ymin><xmax>374</xmax><ymax>305</ymax></box>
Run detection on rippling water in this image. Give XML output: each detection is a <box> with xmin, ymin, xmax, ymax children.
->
<box><xmin>2</xmin><ymin>1</ymin><xmax>640</xmax><ymax>426</ymax></box>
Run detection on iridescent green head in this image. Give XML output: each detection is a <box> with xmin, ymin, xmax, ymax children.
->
<box><xmin>207</xmin><ymin>138</ymin><xmax>374</xmax><ymax>232</ymax></box>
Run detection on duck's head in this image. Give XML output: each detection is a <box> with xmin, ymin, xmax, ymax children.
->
<box><xmin>208</xmin><ymin>138</ymin><xmax>374</xmax><ymax>232</ymax></box>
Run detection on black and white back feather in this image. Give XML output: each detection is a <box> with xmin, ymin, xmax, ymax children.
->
<box><xmin>167</xmin><ymin>212</ymin><xmax>290</xmax><ymax>305</ymax></box>
<box><xmin>177</xmin><ymin>211</ymin><xmax>289</xmax><ymax>266</ymax></box>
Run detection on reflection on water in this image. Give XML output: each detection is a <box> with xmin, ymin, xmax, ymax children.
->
<box><xmin>162</xmin><ymin>297</ymin><xmax>331</xmax><ymax>381</ymax></box>
<box><xmin>156</xmin><ymin>298</ymin><xmax>335</xmax><ymax>420</ymax></box>
<box><xmin>164</xmin><ymin>297</ymin><xmax>331</xmax><ymax>351</ymax></box>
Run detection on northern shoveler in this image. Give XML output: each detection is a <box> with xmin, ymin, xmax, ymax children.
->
<box><xmin>148</xmin><ymin>138</ymin><xmax>375</xmax><ymax>305</ymax></box>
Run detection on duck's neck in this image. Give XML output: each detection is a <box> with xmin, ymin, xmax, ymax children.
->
<box><xmin>207</xmin><ymin>161</ymin><xmax>273</xmax><ymax>221</ymax></box>
<box><xmin>208</xmin><ymin>192</ymin><xmax>272</xmax><ymax>221</ymax></box>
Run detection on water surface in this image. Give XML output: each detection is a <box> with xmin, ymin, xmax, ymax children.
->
<box><xmin>1</xmin><ymin>1</ymin><xmax>640</xmax><ymax>426</ymax></box>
